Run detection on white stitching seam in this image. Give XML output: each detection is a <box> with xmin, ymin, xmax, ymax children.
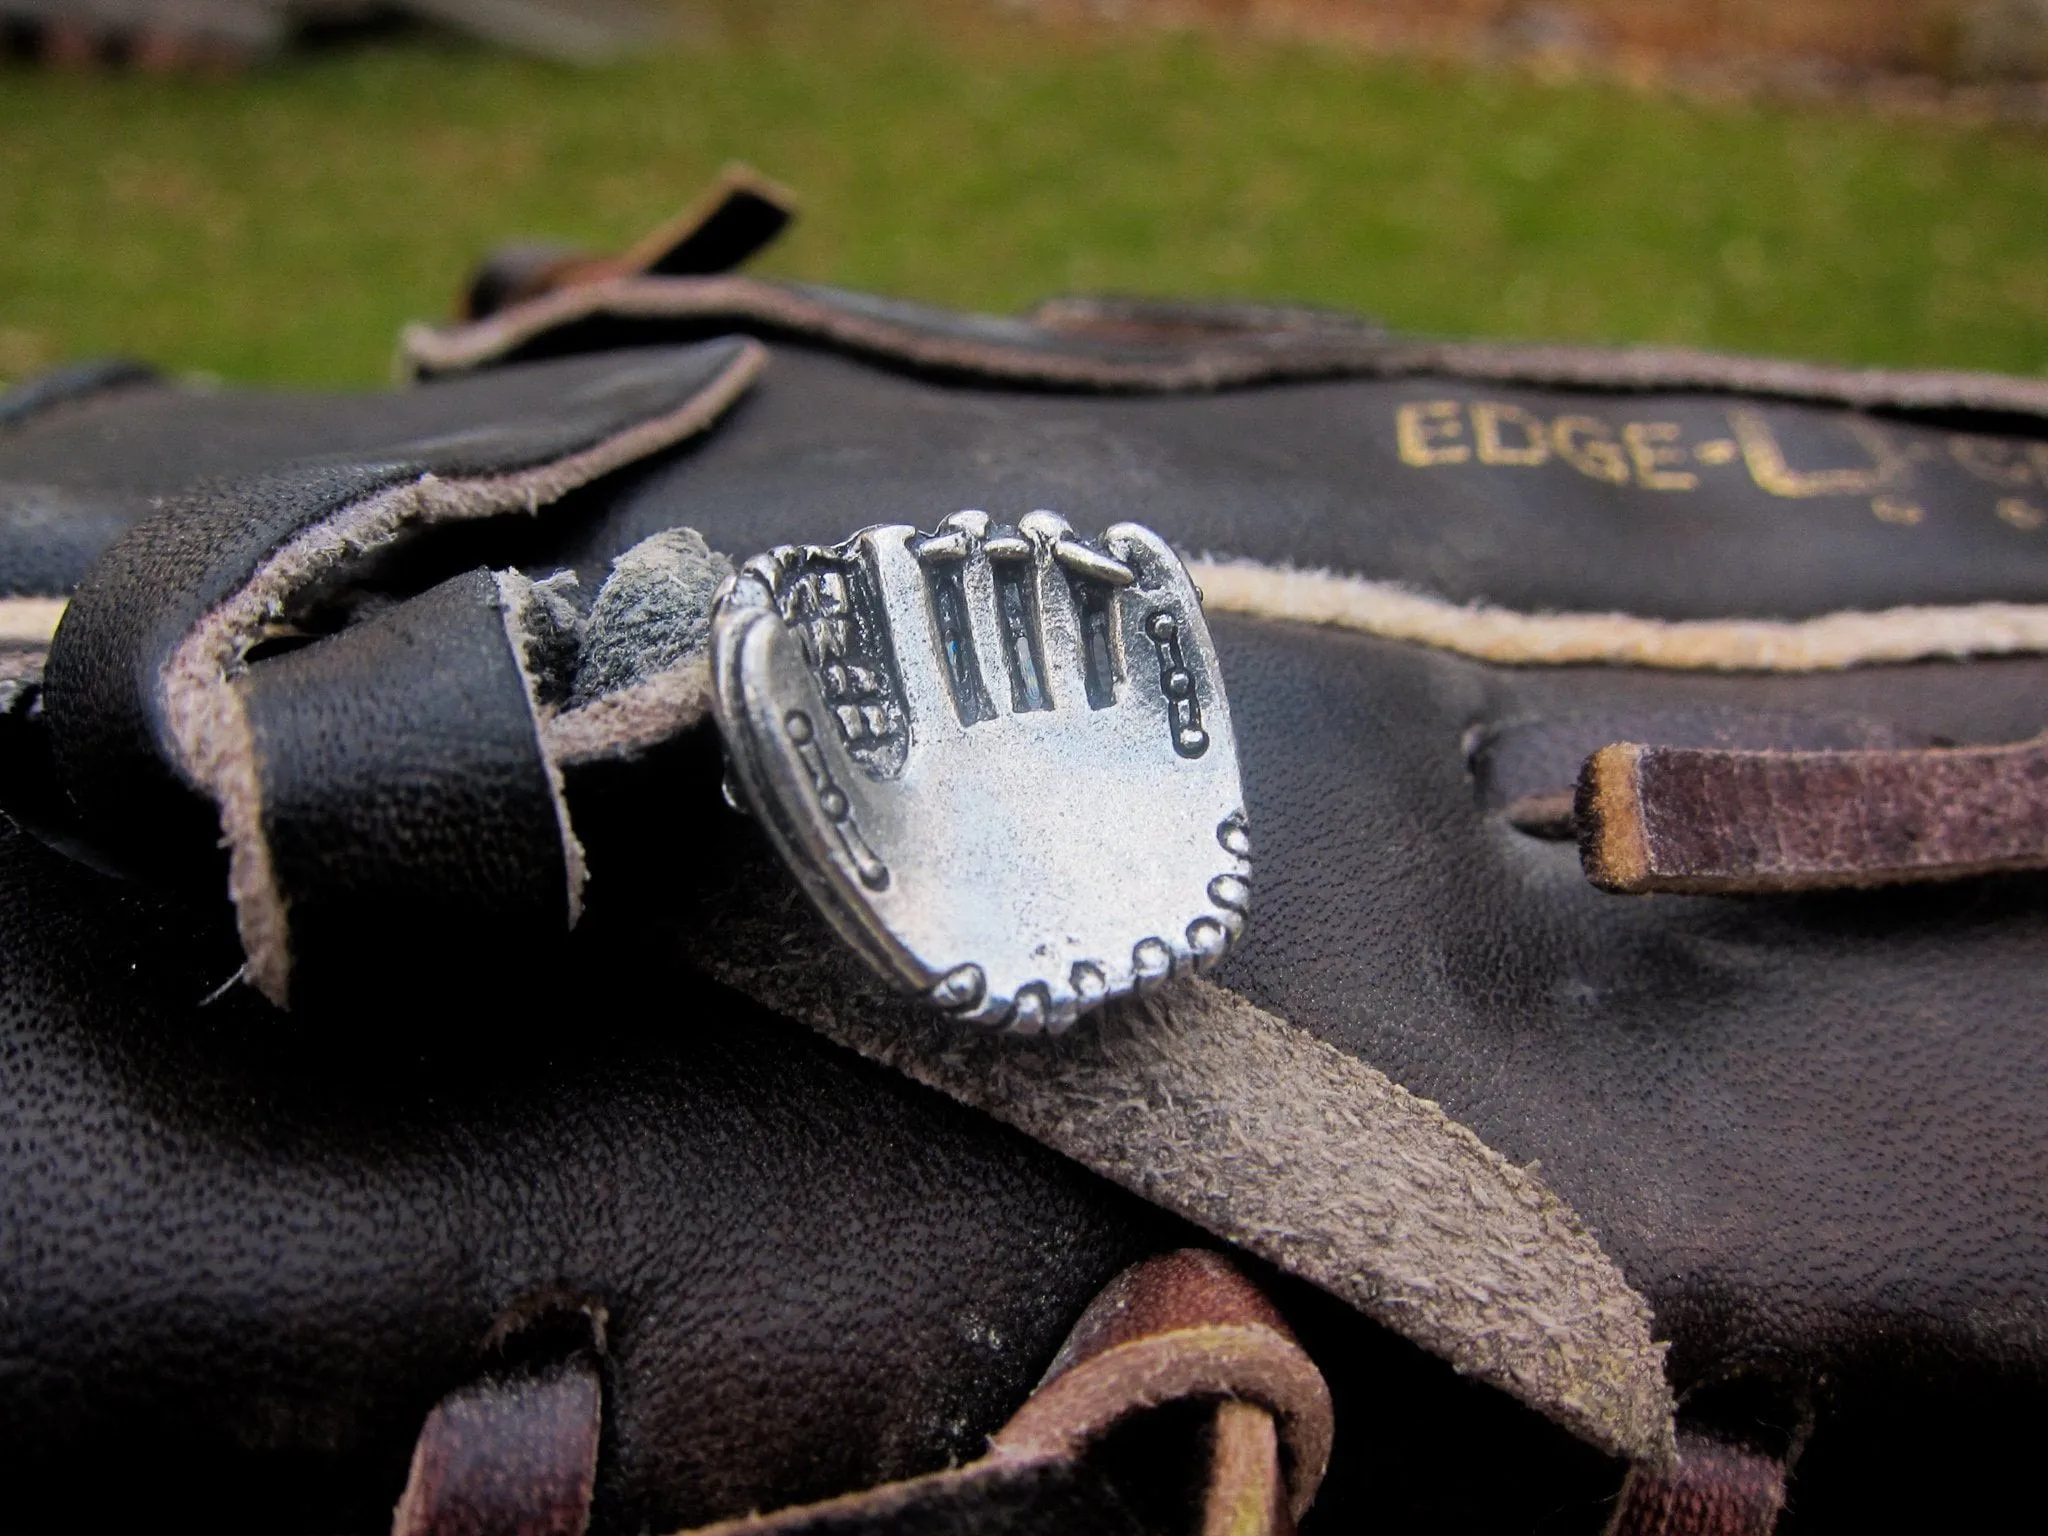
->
<box><xmin>1189</xmin><ymin>556</ymin><xmax>2048</xmax><ymax>672</ymax></box>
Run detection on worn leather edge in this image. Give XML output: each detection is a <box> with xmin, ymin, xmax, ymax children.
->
<box><xmin>695</xmin><ymin>938</ymin><xmax>1677</xmax><ymax>1468</ymax></box>
<box><xmin>160</xmin><ymin>343</ymin><xmax>765</xmax><ymax>1002</ymax></box>
<box><xmin>545</xmin><ymin>655</ymin><xmax>713</xmax><ymax>766</ymax></box>
<box><xmin>1577</xmin><ymin>744</ymin><xmax>1655</xmax><ymax>892</ymax></box>
<box><xmin>497</xmin><ymin>569</ymin><xmax>590</xmax><ymax>923</ymax></box>
<box><xmin>1190</xmin><ymin>557</ymin><xmax>2048</xmax><ymax>671</ymax></box>
<box><xmin>400</xmin><ymin>274</ymin><xmax>2048</xmax><ymax>421</ymax></box>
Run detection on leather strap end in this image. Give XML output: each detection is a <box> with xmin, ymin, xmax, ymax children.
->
<box><xmin>462</xmin><ymin>164</ymin><xmax>796</xmax><ymax>321</ymax></box>
<box><xmin>393</xmin><ymin>1357</ymin><xmax>603</xmax><ymax>1536</ymax></box>
<box><xmin>1576</xmin><ymin>742</ymin><xmax>1654</xmax><ymax>893</ymax></box>
<box><xmin>1579</xmin><ymin>735</ymin><xmax>2048</xmax><ymax>896</ymax></box>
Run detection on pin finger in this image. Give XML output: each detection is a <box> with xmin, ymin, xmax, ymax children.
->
<box><xmin>1017</xmin><ymin>510</ymin><xmax>1091</xmax><ymax>711</ymax></box>
<box><xmin>1105</xmin><ymin>523</ymin><xmax>1213</xmax><ymax>757</ymax></box>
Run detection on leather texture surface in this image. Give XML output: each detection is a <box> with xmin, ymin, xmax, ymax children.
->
<box><xmin>0</xmin><ymin>356</ymin><xmax>727</xmax><ymax>599</ymax></box>
<box><xmin>39</xmin><ymin>342</ymin><xmax>755</xmax><ymax>884</ymax></box>
<box><xmin>0</xmin><ymin>810</ymin><xmax>1174</xmax><ymax>1535</ymax></box>
<box><xmin>243</xmin><ymin>567</ymin><xmax>571</xmax><ymax>1007</ymax></box>
<box><xmin>554</xmin><ymin>352</ymin><xmax>2048</xmax><ymax>620</ymax></box>
<box><xmin>1577</xmin><ymin>732</ymin><xmax>2048</xmax><ymax>892</ymax></box>
<box><xmin>7</xmin><ymin>326</ymin><xmax>2048</xmax><ymax>1532</ymax></box>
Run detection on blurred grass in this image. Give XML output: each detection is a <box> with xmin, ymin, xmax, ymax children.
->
<box><xmin>1</xmin><ymin>1</ymin><xmax>2045</xmax><ymax>387</ymax></box>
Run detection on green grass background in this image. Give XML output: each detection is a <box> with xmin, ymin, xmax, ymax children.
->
<box><xmin>1</xmin><ymin>1</ymin><xmax>2044</xmax><ymax>386</ymax></box>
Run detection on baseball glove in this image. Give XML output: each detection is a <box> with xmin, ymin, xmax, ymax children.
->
<box><xmin>4</xmin><ymin>173</ymin><xmax>2046</xmax><ymax>1536</ymax></box>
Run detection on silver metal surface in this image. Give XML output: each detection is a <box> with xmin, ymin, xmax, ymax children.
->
<box><xmin>712</xmin><ymin>510</ymin><xmax>1250</xmax><ymax>1035</ymax></box>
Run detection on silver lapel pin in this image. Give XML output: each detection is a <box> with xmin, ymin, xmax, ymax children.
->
<box><xmin>712</xmin><ymin>511</ymin><xmax>1249</xmax><ymax>1035</ymax></box>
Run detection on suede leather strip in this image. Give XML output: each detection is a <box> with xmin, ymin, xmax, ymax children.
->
<box><xmin>687</xmin><ymin>918</ymin><xmax>1675</xmax><ymax>1467</ymax></box>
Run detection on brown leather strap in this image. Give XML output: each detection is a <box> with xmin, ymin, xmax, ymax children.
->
<box><xmin>390</xmin><ymin>1250</ymin><xmax>1328</xmax><ymax>1536</ymax></box>
<box><xmin>1200</xmin><ymin>1400</ymin><xmax>1290</xmax><ymax>1536</ymax></box>
<box><xmin>1578</xmin><ymin>734</ymin><xmax>2048</xmax><ymax>895</ymax></box>
<box><xmin>992</xmin><ymin>1249</ymin><xmax>1331</xmax><ymax>1521</ymax></box>
<box><xmin>1604</xmin><ymin>1430</ymin><xmax>1785</xmax><ymax>1536</ymax></box>
<box><xmin>392</xmin><ymin>1357</ymin><xmax>603</xmax><ymax>1536</ymax></box>
<box><xmin>462</xmin><ymin>165</ymin><xmax>795</xmax><ymax>320</ymax></box>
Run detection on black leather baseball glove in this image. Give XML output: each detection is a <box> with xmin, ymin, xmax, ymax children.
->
<box><xmin>4</xmin><ymin>174</ymin><xmax>2045</xmax><ymax>1536</ymax></box>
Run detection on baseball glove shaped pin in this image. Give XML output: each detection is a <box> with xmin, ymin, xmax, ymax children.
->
<box><xmin>713</xmin><ymin>511</ymin><xmax>1249</xmax><ymax>1034</ymax></box>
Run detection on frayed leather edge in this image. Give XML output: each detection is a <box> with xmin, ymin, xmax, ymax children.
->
<box><xmin>402</xmin><ymin>273</ymin><xmax>2048</xmax><ymax>420</ymax></box>
<box><xmin>545</xmin><ymin>656</ymin><xmax>714</xmax><ymax>766</ymax></box>
<box><xmin>1577</xmin><ymin>744</ymin><xmax>1653</xmax><ymax>892</ymax></box>
<box><xmin>699</xmin><ymin>938</ymin><xmax>1679</xmax><ymax>1468</ymax></box>
<box><xmin>1191</xmin><ymin>556</ymin><xmax>2048</xmax><ymax>671</ymax></box>
<box><xmin>497</xmin><ymin>570</ymin><xmax>589</xmax><ymax>927</ymax></box>
<box><xmin>160</xmin><ymin>340</ymin><xmax>767</xmax><ymax>1007</ymax></box>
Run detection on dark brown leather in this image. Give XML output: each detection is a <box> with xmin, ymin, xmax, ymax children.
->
<box><xmin>387</xmin><ymin>1251</ymin><xmax>1320</xmax><ymax>1536</ymax></box>
<box><xmin>393</xmin><ymin>1357</ymin><xmax>603</xmax><ymax>1536</ymax></box>
<box><xmin>1579</xmin><ymin>735</ymin><xmax>2048</xmax><ymax>893</ymax></box>
<box><xmin>0</xmin><ymin>809</ymin><xmax>1171</xmax><ymax>1536</ymax></box>
<box><xmin>1605</xmin><ymin>1431</ymin><xmax>1785</xmax><ymax>1536</ymax></box>
<box><xmin>631</xmin><ymin>1250</ymin><xmax>1325</xmax><ymax>1536</ymax></box>
<box><xmin>1200</xmin><ymin>1401</ymin><xmax>1291</xmax><ymax>1536</ymax></box>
